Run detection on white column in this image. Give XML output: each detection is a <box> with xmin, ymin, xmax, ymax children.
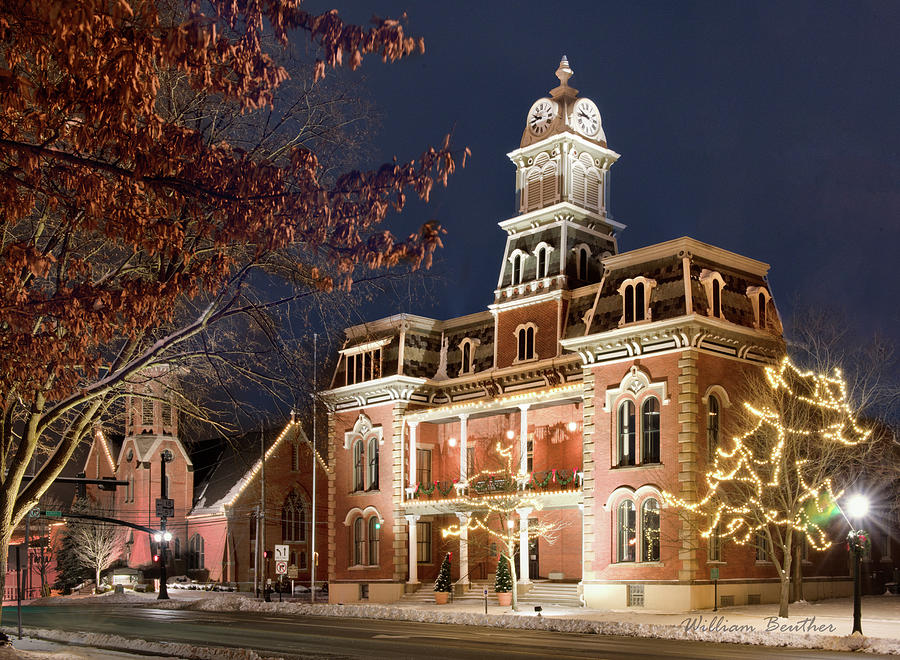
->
<box><xmin>456</xmin><ymin>513</ymin><xmax>469</xmax><ymax>585</ymax></box>
<box><xmin>406</xmin><ymin>514</ymin><xmax>420</xmax><ymax>584</ymax></box>
<box><xmin>518</xmin><ymin>404</ymin><xmax>530</xmax><ymax>475</ymax></box>
<box><xmin>408</xmin><ymin>421</ymin><xmax>418</xmax><ymax>488</ymax></box>
<box><xmin>459</xmin><ymin>414</ymin><xmax>469</xmax><ymax>483</ymax></box>
<box><xmin>518</xmin><ymin>508</ymin><xmax>532</xmax><ymax>584</ymax></box>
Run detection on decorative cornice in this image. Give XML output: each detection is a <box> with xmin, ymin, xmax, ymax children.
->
<box><xmin>602</xmin><ymin>236</ymin><xmax>770</xmax><ymax>277</ymax></box>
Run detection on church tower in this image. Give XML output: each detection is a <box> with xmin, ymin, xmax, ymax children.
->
<box><xmin>492</xmin><ymin>58</ymin><xmax>625</xmax><ymax>369</ymax></box>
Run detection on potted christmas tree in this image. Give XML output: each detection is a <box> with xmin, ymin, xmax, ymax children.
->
<box><xmin>494</xmin><ymin>554</ymin><xmax>513</xmax><ymax>606</ymax></box>
<box><xmin>434</xmin><ymin>553</ymin><xmax>452</xmax><ymax>604</ymax></box>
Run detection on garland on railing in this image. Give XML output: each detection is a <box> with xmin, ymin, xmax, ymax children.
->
<box><xmin>529</xmin><ymin>470</ymin><xmax>553</xmax><ymax>489</ymax></box>
<box><xmin>556</xmin><ymin>468</ymin><xmax>575</xmax><ymax>486</ymax></box>
<box><xmin>415</xmin><ymin>481</ymin><xmax>436</xmax><ymax>496</ymax></box>
<box><xmin>437</xmin><ymin>480</ymin><xmax>455</xmax><ymax>496</ymax></box>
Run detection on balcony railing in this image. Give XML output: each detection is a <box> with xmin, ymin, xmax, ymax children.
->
<box><xmin>410</xmin><ymin>468</ymin><xmax>582</xmax><ymax>501</ymax></box>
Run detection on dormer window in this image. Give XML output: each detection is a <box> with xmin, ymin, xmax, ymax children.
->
<box><xmin>508</xmin><ymin>250</ymin><xmax>526</xmax><ymax>286</ymax></box>
<box><xmin>618</xmin><ymin>277</ymin><xmax>656</xmax><ymax>326</ymax></box>
<box><xmin>514</xmin><ymin>323</ymin><xmax>537</xmax><ymax>362</ymax></box>
<box><xmin>699</xmin><ymin>270</ymin><xmax>727</xmax><ymax>320</ymax></box>
<box><xmin>534</xmin><ymin>242</ymin><xmax>553</xmax><ymax>279</ymax></box>
<box><xmin>573</xmin><ymin>244</ymin><xmax>591</xmax><ymax>280</ymax></box>
<box><xmin>746</xmin><ymin>286</ymin><xmax>772</xmax><ymax>329</ymax></box>
<box><xmin>458</xmin><ymin>337</ymin><xmax>480</xmax><ymax>376</ymax></box>
<box><xmin>341</xmin><ymin>338</ymin><xmax>391</xmax><ymax>386</ymax></box>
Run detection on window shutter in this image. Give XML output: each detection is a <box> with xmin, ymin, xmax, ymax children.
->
<box><xmin>526</xmin><ymin>167</ymin><xmax>541</xmax><ymax>210</ymax></box>
<box><xmin>586</xmin><ymin>169</ymin><xmax>601</xmax><ymax>211</ymax></box>
<box><xmin>541</xmin><ymin>162</ymin><xmax>557</xmax><ymax>206</ymax></box>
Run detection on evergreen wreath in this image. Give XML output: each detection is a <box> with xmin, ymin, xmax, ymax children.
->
<box><xmin>416</xmin><ymin>481</ymin><xmax>436</xmax><ymax>496</ymax></box>
<box><xmin>434</xmin><ymin>553</ymin><xmax>452</xmax><ymax>592</ymax></box>
<box><xmin>494</xmin><ymin>554</ymin><xmax>513</xmax><ymax>593</ymax></box>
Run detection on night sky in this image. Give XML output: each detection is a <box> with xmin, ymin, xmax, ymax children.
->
<box><xmin>306</xmin><ymin>1</ymin><xmax>899</xmax><ymax>345</ymax></box>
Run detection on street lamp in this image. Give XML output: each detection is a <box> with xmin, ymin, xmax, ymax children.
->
<box><xmin>842</xmin><ymin>494</ymin><xmax>870</xmax><ymax>636</ymax></box>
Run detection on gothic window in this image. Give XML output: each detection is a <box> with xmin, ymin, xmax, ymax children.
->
<box><xmin>641</xmin><ymin>498</ymin><xmax>660</xmax><ymax>562</ymax></box>
<box><xmin>352</xmin><ymin>439</ymin><xmax>365</xmax><ymax>491</ymax></box>
<box><xmin>617</xmin><ymin>400</ymin><xmax>636</xmax><ymax>466</ymax></box>
<box><xmin>282</xmin><ymin>492</ymin><xmax>306</xmax><ymax>542</ymax></box>
<box><xmin>515</xmin><ymin>323</ymin><xmax>537</xmax><ymax>362</ymax></box>
<box><xmin>416</xmin><ymin>448</ymin><xmax>432</xmax><ymax>486</ymax></box>
<box><xmin>619</xmin><ymin>277</ymin><xmax>655</xmax><ymax>326</ymax></box>
<box><xmin>367</xmin><ymin>437</ymin><xmax>379</xmax><ymax>490</ymax></box>
<box><xmin>367</xmin><ymin>516</ymin><xmax>380</xmax><ymax>565</ymax></box>
<box><xmin>352</xmin><ymin>516</ymin><xmax>365</xmax><ymax>566</ymax></box>
<box><xmin>416</xmin><ymin>521</ymin><xmax>432</xmax><ymax>564</ymax></box>
<box><xmin>617</xmin><ymin>500</ymin><xmax>636</xmax><ymax>562</ymax></box>
<box><xmin>641</xmin><ymin>397</ymin><xmax>661</xmax><ymax>464</ymax></box>
<box><xmin>188</xmin><ymin>533</ymin><xmax>204</xmax><ymax>569</ymax></box>
<box><xmin>534</xmin><ymin>243</ymin><xmax>552</xmax><ymax>279</ymax></box>
<box><xmin>707</xmin><ymin>395</ymin><xmax>720</xmax><ymax>459</ymax></box>
<box><xmin>574</xmin><ymin>244</ymin><xmax>590</xmax><ymax>280</ymax></box>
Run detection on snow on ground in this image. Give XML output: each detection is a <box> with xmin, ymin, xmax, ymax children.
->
<box><xmin>5</xmin><ymin>629</ymin><xmax>275</xmax><ymax>660</ymax></box>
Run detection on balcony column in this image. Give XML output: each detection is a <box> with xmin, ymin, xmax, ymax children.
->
<box><xmin>517</xmin><ymin>507</ymin><xmax>532</xmax><ymax>584</ymax></box>
<box><xmin>408</xmin><ymin>421</ymin><xmax>418</xmax><ymax>489</ymax></box>
<box><xmin>518</xmin><ymin>404</ymin><xmax>530</xmax><ymax>476</ymax></box>
<box><xmin>405</xmin><ymin>514</ymin><xmax>420</xmax><ymax>584</ymax></box>
<box><xmin>456</xmin><ymin>513</ymin><xmax>469</xmax><ymax>585</ymax></box>
<box><xmin>459</xmin><ymin>414</ymin><xmax>469</xmax><ymax>483</ymax></box>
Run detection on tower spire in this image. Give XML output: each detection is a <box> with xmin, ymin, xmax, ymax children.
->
<box><xmin>556</xmin><ymin>55</ymin><xmax>573</xmax><ymax>87</ymax></box>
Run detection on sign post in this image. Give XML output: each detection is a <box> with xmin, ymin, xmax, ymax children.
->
<box><xmin>710</xmin><ymin>567</ymin><xmax>719</xmax><ymax>612</ymax></box>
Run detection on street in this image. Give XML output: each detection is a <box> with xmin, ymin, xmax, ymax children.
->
<box><xmin>1</xmin><ymin>605</ymin><xmax>890</xmax><ymax>659</ymax></box>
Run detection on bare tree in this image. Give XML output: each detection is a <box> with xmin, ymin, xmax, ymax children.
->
<box><xmin>664</xmin><ymin>358</ymin><xmax>874</xmax><ymax>617</ymax></box>
<box><xmin>67</xmin><ymin>499</ymin><xmax>125</xmax><ymax>593</ymax></box>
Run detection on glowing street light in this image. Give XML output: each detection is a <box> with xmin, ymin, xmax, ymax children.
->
<box><xmin>846</xmin><ymin>494</ymin><xmax>869</xmax><ymax>520</ymax></box>
<box><xmin>842</xmin><ymin>494</ymin><xmax>870</xmax><ymax>636</ymax></box>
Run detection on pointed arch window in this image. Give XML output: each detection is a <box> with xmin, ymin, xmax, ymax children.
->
<box><xmin>573</xmin><ymin>244</ymin><xmax>591</xmax><ymax>280</ymax></box>
<box><xmin>188</xmin><ymin>533</ymin><xmax>204</xmax><ymax>569</ymax></box>
<box><xmin>641</xmin><ymin>397</ymin><xmax>661</xmax><ymax>464</ymax></box>
<box><xmin>352</xmin><ymin>516</ymin><xmax>365</xmax><ymax>566</ymax></box>
<box><xmin>641</xmin><ymin>499</ymin><xmax>660</xmax><ymax>562</ymax></box>
<box><xmin>707</xmin><ymin>395</ymin><xmax>720</xmax><ymax>459</ymax></box>
<box><xmin>352</xmin><ymin>439</ymin><xmax>365</xmax><ymax>492</ymax></box>
<box><xmin>367</xmin><ymin>437</ymin><xmax>379</xmax><ymax>490</ymax></box>
<box><xmin>617</xmin><ymin>500</ymin><xmax>637</xmax><ymax>562</ymax></box>
<box><xmin>617</xmin><ymin>400</ymin><xmax>636</xmax><ymax>466</ymax></box>
<box><xmin>282</xmin><ymin>491</ymin><xmax>307</xmax><ymax>542</ymax></box>
<box><xmin>367</xmin><ymin>516</ymin><xmax>380</xmax><ymax>565</ymax></box>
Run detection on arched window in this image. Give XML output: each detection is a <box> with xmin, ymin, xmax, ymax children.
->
<box><xmin>352</xmin><ymin>517</ymin><xmax>365</xmax><ymax>566</ymax></box>
<box><xmin>617</xmin><ymin>401</ymin><xmax>636</xmax><ymax>466</ymax></box>
<box><xmin>707</xmin><ymin>395</ymin><xmax>720</xmax><ymax>459</ymax></box>
<box><xmin>352</xmin><ymin>440</ymin><xmax>365</xmax><ymax>491</ymax></box>
<box><xmin>367</xmin><ymin>517</ymin><xmax>380</xmax><ymax>565</ymax></box>
<box><xmin>641</xmin><ymin>397</ymin><xmax>661</xmax><ymax>464</ymax></box>
<box><xmin>624</xmin><ymin>285</ymin><xmax>635</xmax><ymax>324</ymax></box>
<box><xmin>712</xmin><ymin>279</ymin><xmax>721</xmax><ymax>318</ymax></box>
<box><xmin>174</xmin><ymin>537</ymin><xmax>181</xmax><ymax>560</ymax></box>
<box><xmin>577</xmin><ymin>247</ymin><xmax>589</xmax><ymax>280</ymax></box>
<box><xmin>617</xmin><ymin>500</ymin><xmax>636</xmax><ymax>562</ymax></box>
<box><xmin>188</xmin><ymin>533</ymin><xmax>204</xmax><ymax>569</ymax></box>
<box><xmin>367</xmin><ymin>437</ymin><xmax>379</xmax><ymax>490</ymax></box>
<box><xmin>535</xmin><ymin>244</ymin><xmax>549</xmax><ymax>278</ymax></box>
<box><xmin>635</xmin><ymin>282</ymin><xmax>645</xmax><ymax>322</ymax></box>
<box><xmin>516</xmin><ymin>325</ymin><xmax>536</xmax><ymax>361</ymax></box>
<box><xmin>511</xmin><ymin>253</ymin><xmax>524</xmax><ymax>285</ymax></box>
<box><xmin>758</xmin><ymin>292</ymin><xmax>767</xmax><ymax>327</ymax></box>
<box><xmin>641</xmin><ymin>499</ymin><xmax>660</xmax><ymax>562</ymax></box>
<box><xmin>462</xmin><ymin>342</ymin><xmax>471</xmax><ymax>374</ymax></box>
<box><xmin>282</xmin><ymin>492</ymin><xmax>306</xmax><ymax>542</ymax></box>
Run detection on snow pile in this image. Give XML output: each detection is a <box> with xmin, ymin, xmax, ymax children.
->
<box><xmin>29</xmin><ymin>592</ymin><xmax>150</xmax><ymax>607</ymax></box>
<box><xmin>21</xmin><ymin>628</ymin><xmax>277</xmax><ymax>660</ymax></box>
<box><xmin>170</xmin><ymin>597</ymin><xmax>900</xmax><ymax>655</ymax></box>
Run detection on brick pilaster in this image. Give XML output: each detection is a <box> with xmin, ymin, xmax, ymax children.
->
<box><xmin>326</xmin><ymin>412</ymin><xmax>336</xmax><ymax>582</ymax></box>
<box><xmin>677</xmin><ymin>349</ymin><xmax>700</xmax><ymax>582</ymax></box>
<box><xmin>391</xmin><ymin>402</ymin><xmax>410</xmax><ymax>581</ymax></box>
<box><xmin>581</xmin><ymin>367</ymin><xmax>596</xmax><ymax>581</ymax></box>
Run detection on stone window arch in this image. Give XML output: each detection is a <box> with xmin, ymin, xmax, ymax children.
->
<box><xmin>746</xmin><ymin>286</ymin><xmax>773</xmax><ymax>329</ymax></box>
<box><xmin>508</xmin><ymin>249</ymin><xmax>527</xmax><ymax>286</ymax></box>
<box><xmin>514</xmin><ymin>322</ymin><xmax>538</xmax><ymax>363</ymax></box>
<box><xmin>618</xmin><ymin>277</ymin><xmax>657</xmax><ymax>325</ymax></box>
<box><xmin>573</xmin><ymin>243</ymin><xmax>591</xmax><ymax>280</ymax></box>
<box><xmin>616</xmin><ymin>499</ymin><xmax>636</xmax><ymax>562</ymax></box>
<box><xmin>282</xmin><ymin>490</ymin><xmax>307</xmax><ymax>542</ymax></box>
<box><xmin>533</xmin><ymin>241</ymin><xmax>554</xmax><ymax>279</ymax></box>
<box><xmin>457</xmin><ymin>337</ymin><xmax>480</xmax><ymax>376</ymax></box>
<box><xmin>699</xmin><ymin>270</ymin><xmax>727</xmax><ymax>320</ymax></box>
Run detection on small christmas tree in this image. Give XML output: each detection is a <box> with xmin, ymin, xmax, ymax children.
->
<box><xmin>434</xmin><ymin>553</ymin><xmax>452</xmax><ymax>592</ymax></box>
<box><xmin>494</xmin><ymin>554</ymin><xmax>513</xmax><ymax>593</ymax></box>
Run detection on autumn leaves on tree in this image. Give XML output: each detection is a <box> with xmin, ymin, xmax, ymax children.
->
<box><xmin>0</xmin><ymin>0</ymin><xmax>464</xmax><ymax>598</ymax></box>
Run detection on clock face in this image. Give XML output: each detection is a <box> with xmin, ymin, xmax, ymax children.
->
<box><xmin>527</xmin><ymin>99</ymin><xmax>556</xmax><ymax>136</ymax></box>
<box><xmin>573</xmin><ymin>99</ymin><xmax>601</xmax><ymax>137</ymax></box>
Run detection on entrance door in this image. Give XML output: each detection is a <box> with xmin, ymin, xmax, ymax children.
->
<box><xmin>528</xmin><ymin>536</ymin><xmax>540</xmax><ymax>579</ymax></box>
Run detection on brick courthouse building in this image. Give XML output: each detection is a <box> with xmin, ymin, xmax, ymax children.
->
<box><xmin>317</xmin><ymin>58</ymin><xmax>859</xmax><ymax>610</ymax></box>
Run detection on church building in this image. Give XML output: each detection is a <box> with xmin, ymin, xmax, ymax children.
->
<box><xmin>318</xmin><ymin>58</ymin><xmax>853</xmax><ymax>611</ymax></box>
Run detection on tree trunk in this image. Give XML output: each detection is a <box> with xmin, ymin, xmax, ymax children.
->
<box><xmin>95</xmin><ymin>566</ymin><xmax>101</xmax><ymax>594</ymax></box>
<box><xmin>0</xmin><ymin>526</ymin><xmax>13</xmax><ymax>644</ymax></box>
<box><xmin>792</xmin><ymin>542</ymin><xmax>804</xmax><ymax>603</ymax></box>
<box><xmin>507</xmin><ymin>539</ymin><xmax>518</xmax><ymax>612</ymax></box>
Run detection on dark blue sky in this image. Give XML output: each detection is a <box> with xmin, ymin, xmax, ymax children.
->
<box><xmin>308</xmin><ymin>1</ymin><xmax>899</xmax><ymax>344</ymax></box>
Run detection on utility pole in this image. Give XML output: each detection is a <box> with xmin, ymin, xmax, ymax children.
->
<box><xmin>311</xmin><ymin>332</ymin><xmax>318</xmax><ymax>602</ymax></box>
<box><xmin>157</xmin><ymin>449</ymin><xmax>174</xmax><ymax>600</ymax></box>
<box><xmin>260</xmin><ymin>427</ymin><xmax>266</xmax><ymax>597</ymax></box>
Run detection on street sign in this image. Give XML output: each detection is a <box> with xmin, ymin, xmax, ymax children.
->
<box><xmin>274</xmin><ymin>544</ymin><xmax>289</xmax><ymax>562</ymax></box>
<box><xmin>275</xmin><ymin>561</ymin><xmax>287</xmax><ymax>575</ymax></box>
<box><xmin>710</xmin><ymin>567</ymin><xmax>719</xmax><ymax>581</ymax></box>
<box><xmin>155</xmin><ymin>498</ymin><xmax>174</xmax><ymax>518</ymax></box>
<box><xmin>287</xmin><ymin>564</ymin><xmax>299</xmax><ymax>579</ymax></box>
<box><xmin>28</xmin><ymin>507</ymin><xmax>40</xmax><ymax>518</ymax></box>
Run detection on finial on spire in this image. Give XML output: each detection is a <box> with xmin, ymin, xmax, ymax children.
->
<box><xmin>556</xmin><ymin>56</ymin><xmax>573</xmax><ymax>87</ymax></box>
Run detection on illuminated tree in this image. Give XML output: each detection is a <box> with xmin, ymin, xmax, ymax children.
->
<box><xmin>664</xmin><ymin>357</ymin><xmax>872</xmax><ymax>617</ymax></box>
<box><xmin>442</xmin><ymin>442</ymin><xmax>566</xmax><ymax>611</ymax></box>
<box><xmin>0</xmin><ymin>0</ymin><xmax>463</xmax><ymax>627</ymax></box>
<box><xmin>67</xmin><ymin>499</ymin><xmax>126</xmax><ymax>593</ymax></box>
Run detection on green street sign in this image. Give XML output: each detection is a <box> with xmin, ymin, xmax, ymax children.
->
<box><xmin>710</xmin><ymin>567</ymin><xmax>719</xmax><ymax>581</ymax></box>
<box><xmin>43</xmin><ymin>511</ymin><xmax>62</xmax><ymax>518</ymax></box>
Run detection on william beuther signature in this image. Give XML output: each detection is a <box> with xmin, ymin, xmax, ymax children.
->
<box><xmin>680</xmin><ymin>615</ymin><xmax>838</xmax><ymax>634</ymax></box>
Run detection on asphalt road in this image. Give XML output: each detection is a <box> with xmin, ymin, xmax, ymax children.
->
<box><xmin>0</xmin><ymin>605</ymin><xmax>888</xmax><ymax>660</ymax></box>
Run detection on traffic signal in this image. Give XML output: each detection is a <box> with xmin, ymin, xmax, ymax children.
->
<box><xmin>153</xmin><ymin>554</ymin><xmax>160</xmax><ymax>563</ymax></box>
